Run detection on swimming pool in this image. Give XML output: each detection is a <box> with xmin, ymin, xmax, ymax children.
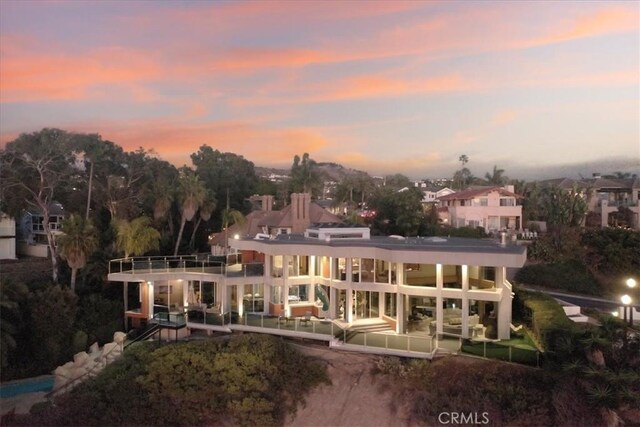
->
<box><xmin>0</xmin><ymin>376</ymin><xmax>55</xmax><ymax>399</ymax></box>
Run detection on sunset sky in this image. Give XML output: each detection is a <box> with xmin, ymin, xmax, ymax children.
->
<box><xmin>1</xmin><ymin>1</ymin><xmax>638</xmax><ymax>179</ymax></box>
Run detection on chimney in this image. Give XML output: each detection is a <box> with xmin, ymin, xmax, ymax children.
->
<box><xmin>261</xmin><ymin>195</ymin><xmax>273</xmax><ymax>211</ymax></box>
<box><xmin>291</xmin><ymin>193</ymin><xmax>311</xmax><ymax>233</ymax></box>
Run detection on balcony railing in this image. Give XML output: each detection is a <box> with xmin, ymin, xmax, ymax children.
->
<box><xmin>108</xmin><ymin>255</ymin><xmax>264</xmax><ymax>278</ymax></box>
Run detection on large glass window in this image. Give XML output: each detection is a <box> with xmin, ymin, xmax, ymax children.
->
<box><xmin>404</xmin><ymin>263</ymin><xmax>436</xmax><ymax>287</ymax></box>
<box><xmin>469</xmin><ymin>266</ymin><xmax>495</xmax><ymax>290</ymax></box>
<box><xmin>271</xmin><ymin>255</ymin><xmax>283</xmax><ymax>278</ymax></box>
<box><xmin>334</xmin><ymin>258</ymin><xmax>346</xmax><ymax>280</ymax></box>
<box><xmin>384</xmin><ymin>293</ymin><xmax>397</xmax><ymax>317</ymax></box>
<box><xmin>375</xmin><ymin>259</ymin><xmax>390</xmax><ymax>283</ymax></box>
<box><xmin>443</xmin><ymin>265</ymin><xmax>461</xmax><ymax>289</ymax></box>
<box><xmin>243</xmin><ymin>284</ymin><xmax>264</xmax><ymax>312</ymax></box>
<box><xmin>361</xmin><ymin>258</ymin><xmax>374</xmax><ymax>282</ymax></box>
<box><xmin>271</xmin><ymin>285</ymin><xmax>283</xmax><ymax>304</ymax></box>
<box><xmin>443</xmin><ymin>298</ymin><xmax>463</xmax><ymax>337</ymax></box>
<box><xmin>287</xmin><ymin>255</ymin><xmax>309</xmax><ymax>277</ymax></box>
<box><xmin>288</xmin><ymin>284</ymin><xmax>309</xmax><ymax>304</ymax></box>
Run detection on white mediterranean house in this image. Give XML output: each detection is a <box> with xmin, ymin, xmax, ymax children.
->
<box><xmin>108</xmin><ymin>223</ymin><xmax>526</xmax><ymax>358</ymax></box>
<box><xmin>437</xmin><ymin>186</ymin><xmax>523</xmax><ymax>233</ymax></box>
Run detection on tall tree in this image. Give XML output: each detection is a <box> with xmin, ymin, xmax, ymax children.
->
<box><xmin>220</xmin><ymin>190</ymin><xmax>246</xmax><ymax>254</ymax></box>
<box><xmin>290</xmin><ymin>153</ymin><xmax>321</xmax><ymax>197</ymax></box>
<box><xmin>174</xmin><ymin>170</ymin><xmax>206</xmax><ymax>256</ymax></box>
<box><xmin>57</xmin><ymin>214</ymin><xmax>99</xmax><ymax>293</ymax></box>
<box><xmin>485</xmin><ymin>165</ymin><xmax>507</xmax><ymax>185</ymax></box>
<box><xmin>189</xmin><ymin>191</ymin><xmax>217</xmax><ymax>251</ymax></box>
<box><xmin>191</xmin><ymin>145</ymin><xmax>257</xmax><ymax>213</ymax></box>
<box><xmin>115</xmin><ymin>216</ymin><xmax>160</xmax><ymax>258</ymax></box>
<box><xmin>0</xmin><ymin>128</ymin><xmax>76</xmax><ymax>283</ymax></box>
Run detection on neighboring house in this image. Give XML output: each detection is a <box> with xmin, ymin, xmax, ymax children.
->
<box><xmin>421</xmin><ymin>186</ymin><xmax>456</xmax><ymax>206</ymax></box>
<box><xmin>0</xmin><ymin>213</ymin><xmax>16</xmax><ymax>260</ymax></box>
<box><xmin>209</xmin><ymin>193</ymin><xmax>343</xmax><ymax>254</ymax></box>
<box><xmin>436</xmin><ymin>186</ymin><xmax>523</xmax><ymax>233</ymax></box>
<box><xmin>16</xmin><ymin>202</ymin><xmax>65</xmax><ymax>258</ymax></box>
<box><xmin>539</xmin><ymin>175</ymin><xmax>640</xmax><ymax>229</ymax></box>
<box><xmin>108</xmin><ymin>225</ymin><xmax>526</xmax><ymax>357</ymax></box>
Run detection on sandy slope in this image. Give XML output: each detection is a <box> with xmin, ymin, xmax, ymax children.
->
<box><xmin>285</xmin><ymin>343</ymin><xmax>410</xmax><ymax>427</ymax></box>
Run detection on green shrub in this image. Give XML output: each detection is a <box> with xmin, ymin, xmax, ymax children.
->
<box><xmin>515</xmin><ymin>260</ymin><xmax>601</xmax><ymax>295</ymax></box>
<box><xmin>17</xmin><ymin>335</ymin><xmax>328</xmax><ymax>426</ymax></box>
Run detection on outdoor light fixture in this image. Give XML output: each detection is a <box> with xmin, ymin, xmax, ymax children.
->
<box><xmin>626</xmin><ymin>278</ymin><xmax>637</xmax><ymax>289</ymax></box>
<box><xmin>233</xmin><ymin>234</ymin><xmax>240</xmax><ymax>240</ymax></box>
<box><xmin>621</xmin><ymin>294</ymin><xmax>633</xmax><ymax>325</ymax></box>
<box><xmin>611</xmin><ymin>311</ymin><xmax>619</xmax><ymax>317</ymax></box>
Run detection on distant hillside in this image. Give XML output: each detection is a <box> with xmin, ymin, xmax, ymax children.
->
<box><xmin>256</xmin><ymin>162</ymin><xmax>371</xmax><ymax>183</ymax></box>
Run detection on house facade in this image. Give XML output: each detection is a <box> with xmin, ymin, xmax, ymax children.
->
<box><xmin>108</xmin><ymin>224</ymin><xmax>526</xmax><ymax>358</ymax></box>
<box><xmin>0</xmin><ymin>213</ymin><xmax>16</xmax><ymax>260</ymax></box>
<box><xmin>437</xmin><ymin>186</ymin><xmax>523</xmax><ymax>233</ymax></box>
<box><xmin>16</xmin><ymin>202</ymin><xmax>65</xmax><ymax>257</ymax></box>
<box><xmin>540</xmin><ymin>176</ymin><xmax>640</xmax><ymax>229</ymax></box>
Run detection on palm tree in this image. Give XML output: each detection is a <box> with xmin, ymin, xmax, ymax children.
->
<box><xmin>152</xmin><ymin>179</ymin><xmax>175</xmax><ymax>222</ymax></box>
<box><xmin>173</xmin><ymin>171</ymin><xmax>206</xmax><ymax>256</ymax></box>
<box><xmin>189</xmin><ymin>191</ymin><xmax>217</xmax><ymax>251</ymax></box>
<box><xmin>57</xmin><ymin>214</ymin><xmax>99</xmax><ymax>293</ymax></box>
<box><xmin>484</xmin><ymin>165</ymin><xmax>507</xmax><ymax>185</ymax></box>
<box><xmin>459</xmin><ymin>154</ymin><xmax>469</xmax><ymax>167</ymax></box>
<box><xmin>115</xmin><ymin>216</ymin><xmax>161</xmax><ymax>258</ymax></box>
<box><xmin>221</xmin><ymin>189</ymin><xmax>245</xmax><ymax>255</ymax></box>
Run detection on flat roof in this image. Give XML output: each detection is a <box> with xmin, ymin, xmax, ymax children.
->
<box><xmin>244</xmin><ymin>234</ymin><xmax>526</xmax><ymax>256</ymax></box>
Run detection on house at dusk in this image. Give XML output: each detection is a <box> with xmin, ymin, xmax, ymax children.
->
<box><xmin>436</xmin><ymin>186</ymin><xmax>523</xmax><ymax>233</ymax></box>
<box><xmin>108</xmin><ymin>194</ymin><xmax>526</xmax><ymax>358</ymax></box>
<box><xmin>540</xmin><ymin>175</ymin><xmax>640</xmax><ymax>229</ymax></box>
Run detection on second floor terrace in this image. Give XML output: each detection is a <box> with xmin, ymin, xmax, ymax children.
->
<box><xmin>108</xmin><ymin>255</ymin><xmax>264</xmax><ymax>281</ymax></box>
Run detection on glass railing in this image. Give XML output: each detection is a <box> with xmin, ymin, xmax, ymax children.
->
<box><xmin>108</xmin><ymin>255</ymin><xmax>265</xmax><ymax>277</ymax></box>
<box><xmin>340</xmin><ymin>331</ymin><xmax>434</xmax><ymax>354</ymax></box>
<box><xmin>185</xmin><ymin>309</ymin><xmax>229</xmax><ymax>326</ymax></box>
<box><xmin>227</xmin><ymin>312</ymin><xmax>339</xmax><ymax>336</ymax></box>
<box><xmin>151</xmin><ymin>311</ymin><xmax>187</xmax><ymax>328</ymax></box>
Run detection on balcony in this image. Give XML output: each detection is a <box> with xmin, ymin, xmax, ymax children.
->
<box><xmin>108</xmin><ymin>255</ymin><xmax>264</xmax><ymax>278</ymax></box>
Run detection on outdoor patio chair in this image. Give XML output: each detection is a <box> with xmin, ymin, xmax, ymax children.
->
<box><xmin>302</xmin><ymin>311</ymin><xmax>312</xmax><ymax>326</ymax></box>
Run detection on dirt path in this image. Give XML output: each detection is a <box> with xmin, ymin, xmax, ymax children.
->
<box><xmin>285</xmin><ymin>343</ymin><xmax>410</xmax><ymax>427</ymax></box>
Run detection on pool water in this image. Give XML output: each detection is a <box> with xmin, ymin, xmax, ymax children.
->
<box><xmin>0</xmin><ymin>377</ymin><xmax>55</xmax><ymax>398</ymax></box>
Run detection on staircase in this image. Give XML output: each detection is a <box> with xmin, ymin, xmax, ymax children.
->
<box><xmin>341</xmin><ymin>319</ymin><xmax>393</xmax><ymax>342</ymax></box>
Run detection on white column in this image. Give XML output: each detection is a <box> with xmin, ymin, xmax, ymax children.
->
<box><xmin>283</xmin><ymin>255</ymin><xmax>290</xmax><ymax>316</ymax></box>
<box><xmin>123</xmin><ymin>281</ymin><xmax>128</xmax><ymax>331</ymax></box>
<box><xmin>263</xmin><ymin>282</ymin><xmax>270</xmax><ymax>315</ymax></box>
<box><xmin>378</xmin><ymin>292</ymin><xmax>384</xmax><ymax>318</ymax></box>
<box><xmin>497</xmin><ymin>266</ymin><xmax>511</xmax><ymax>339</ymax></box>
<box><xmin>461</xmin><ymin>265</ymin><xmax>469</xmax><ymax>339</ymax></box>
<box><xmin>237</xmin><ymin>285</ymin><xmax>243</xmax><ymax>317</ymax></box>
<box><xmin>148</xmin><ymin>281</ymin><xmax>155</xmax><ymax>320</ymax></box>
<box><xmin>346</xmin><ymin>257</ymin><xmax>352</xmax><ymax>282</ymax></box>
<box><xmin>436</xmin><ymin>264</ymin><xmax>443</xmax><ymax>335</ymax></box>
<box><xmin>346</xmin><ymin>289</ymin><xmax>354</xmax><ymax>323</ymax></box>
<box><xmin>183</xmin><ymin>281</ymin><xmax>188</xmax><ymax>309</ymax></box>
<box><xmin>329</xmin><ymin>287</ymin><xmax>337</xmax><ymax>319</ymax></box>
<box><xmin>396</xmin><ymin>292</ymin><xmax>405</xmax><ymax>333</ymax></box>
<box><xmin>220</xmin><ymin>281</ymin><xmax>227</xmax><ymax>314</ymax></box>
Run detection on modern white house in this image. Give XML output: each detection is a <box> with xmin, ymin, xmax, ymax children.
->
<box><xmin>437</xmin><ymin>186</ymin><xmax>523</xmax><ymax>233</ymax></box>
<box><xmin>0</xmin><ymin>213</ymin><xmax>16</xmax><ymax>260</ymax></box>
<box><xmin>108</xmin><ymin>198</ymin><xmax>526</xmax><ymax>358</ymax></box>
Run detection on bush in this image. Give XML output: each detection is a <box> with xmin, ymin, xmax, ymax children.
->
<box><xmin>514</xmin><ymin>260</ymin><xmax>601</xmax><ymax>295</ymax></box>
<box><xmin>13</xmin><ymin>335</ymin><xmax>328</xmax><ymax>426</ymax></box>
<box><xmin>514</xmin><ymin>289</ymin><xmax>574</xmax><ymax>357</ymax></box>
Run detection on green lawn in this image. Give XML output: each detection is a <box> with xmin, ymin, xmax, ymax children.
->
<box><xmin>461</xmin><ymin>331</ymin><xmax>541</xmax><ymax>366</ymax></box>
